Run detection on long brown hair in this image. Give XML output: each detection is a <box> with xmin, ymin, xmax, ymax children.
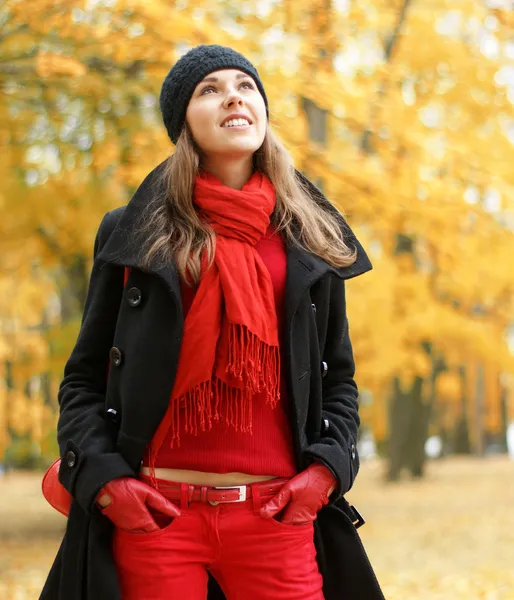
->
<box><xmin>138</xmin><ymin>124</ymin><xmax>357</xmax><ymax>286</ymax></box>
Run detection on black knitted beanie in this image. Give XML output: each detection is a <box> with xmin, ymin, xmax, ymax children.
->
<box><xmin>159</xmin><ymin>45</ymin><xmax>269</xmax><ymax>144</ymax></box>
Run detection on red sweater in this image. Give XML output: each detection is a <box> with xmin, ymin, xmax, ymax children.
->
<box><xmin>142</xmin><ymin>225</ymin><xmax>298</xmax><ymax>477</ymax></box>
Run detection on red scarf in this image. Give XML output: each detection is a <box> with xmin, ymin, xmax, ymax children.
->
<box><xmin>147</xmin><ymin>171</ymin><xmax>280</xmax><ymax>471</ymax></box>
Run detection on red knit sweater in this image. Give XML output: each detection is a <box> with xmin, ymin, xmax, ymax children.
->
<box><xmin>141</xmin><ymin>225</ymin><xmax>298</xmax><ymax>477</ymax></box>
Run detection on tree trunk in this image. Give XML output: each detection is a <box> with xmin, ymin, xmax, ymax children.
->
<box><xmin>387</xmin><ymin>375</ymin><xmax>427</xmax><ymax>480</ymax></box>
<box><xmin>387</xmin><ymin>378</ymin><xmax>406</xmax><ymax>481</ymax></box>
<box><xmin>404</xmin><ymin>376</ymin><xmax>430</xmax><ymax>478</ymax></box>
<box><xmin>3</xmin><ymin>360</ymin><xmax>14</xmax><ymax>470</ymax></box>
<box><xmin>499</xmin><ymin>373</ymin><xmax>508</xmax><ymax>453</ymax></box>
<box><xmin>454</xmin><ymin>365</ymin><xmax>471</xmax><ymax>454</ymax></box>
<box><xmin>474</xmin><ymin>363</ymin><xmax>486</xmax><ymax>456</ymax></box>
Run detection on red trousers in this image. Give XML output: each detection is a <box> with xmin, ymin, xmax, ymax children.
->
<box><xmin>112</xmin><ymin>478</ymin><xmax>324</xmax><ymax>600</ymax></box>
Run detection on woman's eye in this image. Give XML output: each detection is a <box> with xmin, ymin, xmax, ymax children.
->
<box><xmin>200</xmin><ymin>81</ymin><xmax>253</xmax><ymax>95</ymax></box>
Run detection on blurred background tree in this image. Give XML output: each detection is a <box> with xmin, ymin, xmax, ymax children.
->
<box><xmin>1</xmin><ymin>0</ymin><xmax>513</xmax><ymax>478</ymax></box>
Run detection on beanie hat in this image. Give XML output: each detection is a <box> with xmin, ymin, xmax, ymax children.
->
<box><xmin>159</xmin><ymin>45</ymin><xmax>269</xmax><ymax>144</ymax></box>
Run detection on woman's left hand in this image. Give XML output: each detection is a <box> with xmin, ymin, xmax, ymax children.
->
<box><xmin>260</xmin><ymin>463</ymin><xmax>337</xmax><ymax>526</ymax></box>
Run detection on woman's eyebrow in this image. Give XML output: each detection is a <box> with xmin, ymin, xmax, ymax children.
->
<box><xmin>199</xmin><ymin>73</ymin><xmax>250</xmax><ymax>84</ymax></box>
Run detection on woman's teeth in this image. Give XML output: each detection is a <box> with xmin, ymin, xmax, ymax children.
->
<box><xmin>222</xmin><ymin>118</ymin><xmax>250</xmax><ymax>127</ymax></box>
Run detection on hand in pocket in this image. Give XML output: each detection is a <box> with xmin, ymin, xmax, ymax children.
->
<box><xmin>97</xmin><ymin>477</ymin><xmax>181</xmax><ymax>534</ymax></box>
<box><xmin>260</xmin><ymin>463</ymin><xmax>336</xmax><ymax>526</ymax></box>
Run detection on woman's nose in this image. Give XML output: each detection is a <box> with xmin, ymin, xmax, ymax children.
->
<box><xmin>223</xmin><ymin>92</ymin><xmax>243</xmax><ymax>109</ymax></box>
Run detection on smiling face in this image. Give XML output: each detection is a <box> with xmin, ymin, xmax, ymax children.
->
<box><xmin>185</xmin><ymin>69</ymin><xmax>267</xmax><ymax>161</ymax></box>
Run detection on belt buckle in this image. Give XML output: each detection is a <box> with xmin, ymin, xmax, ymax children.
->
<box><xmin>209</xmin><ymin>485</ymin><xmax>247</xmax><ymax>506</ymax></box>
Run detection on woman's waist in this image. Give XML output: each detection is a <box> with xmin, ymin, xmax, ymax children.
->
<box><xmin>139</xmin><ymin>466</ymin><xmax>279</xmax><ymax>487</ymax></box>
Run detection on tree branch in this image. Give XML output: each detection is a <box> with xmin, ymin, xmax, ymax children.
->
<box><xmin>361</xmin><ymin>0</ymin><xmax>413</xmax><ymax>153</ymax></box>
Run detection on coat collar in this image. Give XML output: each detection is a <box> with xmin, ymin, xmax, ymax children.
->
<box><xmin>96</xmin><ymin>160</ymin><xmax>372</xmax><ymax>296</ymax></box>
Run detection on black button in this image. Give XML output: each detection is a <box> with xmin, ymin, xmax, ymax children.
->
<box><xmin>106</xmin><ymin>408</ymin><xmax>118</xmax><ymax>423</ymax></box>
<box><xmin>351</xmin><ymin>444</ymin><xmax>356</xmax><ymax>460</ymax></box>
<box><xmin>110</xmin><ymin>347</ymin><xmax>122</xmax><ymax>367</ymax></box>
<box><xmin>321</xmin><ymin>361</ymin><xmax>328</xmax><ymax>378</ymax></box>
<box><xmin>65</xmin><ymin>450</ymin><xmax>76</xmax><ymax>468</ymax></box>
<box><xmin>323</xmin><ymin>418</ymin><xmax>330</xmax><ymax>433</ymax></box>
<box><xmin>311</xmin><ymin>303</ymin><xmax>317</xmax><ymax>314</ymax></box>
<box><xmin>127</xmin><ymin>287</ymin><xmax>142</xmax><ymax>307</ymax></box>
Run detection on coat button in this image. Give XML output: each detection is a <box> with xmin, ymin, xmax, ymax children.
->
<box><xmin>65</xmin><ymin>450</ymin><xmax>76</xmax><ymax>468</ymax></box>
<box><xmin>321</xmin><ymin>361</ymin><xmax>328</xmax><ymax>378</ymax></box>
<box><xmin>109</xmin><ymin>347</ymin><xmax>122</xmax><ymax>367</ymax></box>
<box><xmin>311</xmin><ymin>303</ymin><xmax>317</xmax><ymax>314</ymax></box>
<box><xmin>323</xmin><ymin>418</ymin><xmax>330</xmax><ymax>433</ymax></box>
<box><xmin>106</xmin><ymin>408</ymin><xmax>118</xmax><ymax>423</ymax></box>
<box><xmin>127</xmin><ymin>287</ymin><xmax>142</xmax><ymax>307</ymax></box>
<box><xmin>351</xmin><ymin>444</ymin><xmax>356</xmax><ymax>460</ymax></box>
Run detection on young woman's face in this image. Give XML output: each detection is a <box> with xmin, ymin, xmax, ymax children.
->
<box><xmin>185</xmin><ymin>69</ymin><xmax>267</xmax><ymax>159</ymax></box>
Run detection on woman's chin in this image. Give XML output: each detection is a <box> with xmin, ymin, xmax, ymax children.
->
<box><xmin>214</xmin><ymin>139</ymin><xmax>261</xmax><ymax>157</ymax></box>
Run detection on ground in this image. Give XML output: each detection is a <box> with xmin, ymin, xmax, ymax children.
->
<box><xmin>0</xmin><ymin>456</ymin><xmax>513</xmax><ymax>599</ymax></box>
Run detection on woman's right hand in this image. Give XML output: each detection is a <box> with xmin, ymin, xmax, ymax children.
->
<box><xmin>96</xmin><ymin>477</ymin><xmax>181</xmax><ymax>533</ymax></box>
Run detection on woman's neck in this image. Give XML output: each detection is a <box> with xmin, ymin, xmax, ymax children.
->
<box><xmin>201</xmin><ymin>156</ymin><xmax>254</xmax><ymax>190</ymax></box>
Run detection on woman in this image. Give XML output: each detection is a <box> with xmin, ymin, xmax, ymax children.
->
<box><xmin>41</xmin><ymin>45</ymin><xmax>384</xmax><ymax>600</ymax></box>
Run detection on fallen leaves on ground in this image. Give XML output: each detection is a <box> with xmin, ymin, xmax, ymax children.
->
<box><xmin>347</xmin><ymin>456</ymin><xmax>514</xmax><ymax>599</ymax></box>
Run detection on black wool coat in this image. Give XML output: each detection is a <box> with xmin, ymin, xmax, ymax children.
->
<box><xmin>40</xmin><ymin>162</ymin><xmax>385</xmax><ymax>600</ymax></box>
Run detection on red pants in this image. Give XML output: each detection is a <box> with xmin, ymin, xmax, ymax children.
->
<box><xmin>112</xmin><ymin>478</ymin><xmax>324</xmax><ymax>600</ymax></box>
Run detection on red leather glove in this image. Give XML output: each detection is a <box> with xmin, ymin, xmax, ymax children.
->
<box><xmin>96</xmin><ymin>477</ymin><xmax>181</xmax><ymax>534</ymax></box>
<box><xmin>260</xmin><ymin>463</ymin><xmax>337</xmax><ymax>526</ymax></box>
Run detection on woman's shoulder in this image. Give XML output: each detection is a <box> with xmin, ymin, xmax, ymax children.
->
<box><xmin>102</xmin><ymin>206</ymin><xmax>126</xmax><ymax>228</ymax></box>
<box><xmin>94</xmin><ymin>206</ymin><xmax>126</xmax><ymax>256</ymax></box>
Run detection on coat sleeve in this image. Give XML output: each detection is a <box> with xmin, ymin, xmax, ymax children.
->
<box><xmin>57</xmin><ymin>210</ymin><xmax>136</xmax><ymax>514</ymax></box>
<box><xmin>304</xmin><ymin>277</ymin><xmax>360</xmax><ymax>501</ymax></box>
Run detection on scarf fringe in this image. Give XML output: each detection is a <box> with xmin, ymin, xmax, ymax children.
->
<box><xmin>147</xmin><ymin>324</ymin><xmax>280</xmax><ymax>490</ymax></box>
<box><xmin>227</xmin><ymin>324</ymin><xmax>280</xmax><ymax>405</ymax></box>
